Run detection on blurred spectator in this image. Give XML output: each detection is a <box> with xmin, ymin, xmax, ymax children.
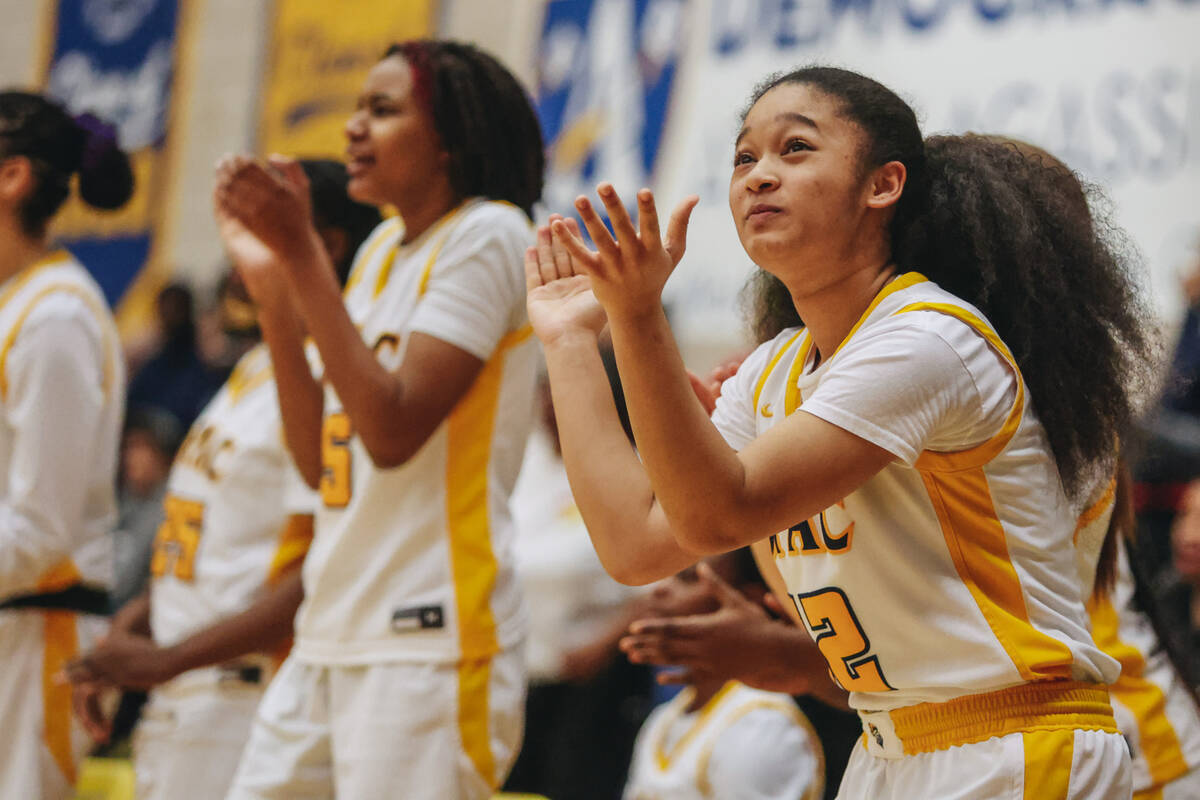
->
<box><xmin>1153</xmin><ymin>481</ymin><xmax>1200</xmax><ymax>687</ymax></box>
<box><xmin>621</xmin><ymin>554</ymin><xmax>823</xmax><ymax>800</ymax></box>
<box><xmin>111</xmin><ymin>407</ymin><xmax>182</xmax><ymax>612</ymax></box>
<box><xmin>502</xmin><ymin>376</ymin><xmax>653</xmax><ymax>800</ymax></box>
<box><xmin>125</xmin><ymin>283</ymin><xmax>224</xmax><ymax>431</ymax></box>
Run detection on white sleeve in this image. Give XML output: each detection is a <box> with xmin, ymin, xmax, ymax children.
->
<box><xmin>710</xmin><ymin>337</ymin><xmax>782</xmax><ymax>451</ymax></box>
<box><xmin>406</xmin><ymin>206</ymin><xmax>531</xmax><ymax>361</ymax></box>
<box><xmin>0</xmin><ymin>301</ymin><xmax>107</xmax><ymax>599</ymax></box>
<box><xmin>799</xmin><ymin>311</ymin><xmax>1016</xmax><ymax>466</ymax></box>
<box><xmin>282</xmin><ymin>459</ymin><xmax>317</xmax><ymax>517</ymax></box>
<box><xmin>707</xmin><ymin>707</ymin><xmax>821</xmax><ymax>800</ymax></box>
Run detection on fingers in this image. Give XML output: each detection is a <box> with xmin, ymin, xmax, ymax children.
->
<box><xmin>573</xmin><ymin>195</ymin><xmax>618</xmax><ymax>266</ymax></box>
<box><xmin>523</xmin><ymin>247</ymin><xmax>542</xmax><ymax>292</ymax></box>
<box><xmin>655</xmin><ymin>668</ymin><xmax>693</xmax><ymax>686</ymax></box>
<box><xmin>596</xmin><ymin>183</ymin><xmax>638</xmax><ymax>247</ymax></box>
<box><xmin>535</xmin><ymin>224</ymin><xmax>559</xmax><ymax>286</ymax></box>
<box><xmin>636</xmin><ymin>188</ymin><xmax>661</xmax><ymax>250</ymax></box>
<box><xmin>268</xmin><ymin>154</ymin><xmax>308</xmax><ymax>194</ymax></box>
<box><xmin>687</xmin><ymin>369</ymin><xmax>717</xmax><ymax>416</ymax></box>
<box><xmin>550</xmin><ymin>217</ymin><xmax>600</xmax><ymax>273</ymax></box>
<box><xmin>72</xmin><ymin>685</ymin><xmax>112</xmax><ymax>744</ymax></box>
<box><xmin>696</xmin><ymin>561</ymin><xmax>752</xmax><ymax>609</ymax></box>
<box><xmin>550</xmin><ymin>215</ymin><xmax>579</xmax><ymax>279</ymax></box>
<box><xmin>664</xmin><ymin>194</ymin><xmax>700</xmax><ymax>264</ymax></box>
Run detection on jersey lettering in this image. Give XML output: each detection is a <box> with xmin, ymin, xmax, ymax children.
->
<box><xmin>774</xmin><ymin>502</ymin><xmax>855</xmax><ymax>558</ymax></box>
<box><xmin>794</xmin><ymin>586</ymin><xmax>893</xmax><ymax>692</ymax></box>
<box><xmin>150</xmin><ymin>495</ymin><xmax>205</xmax><ymax>581</ymax></box>
<box><xmin>320</xmin><ymin>411</ymin><xmax>353</xmax><ymax>508</ymax></box>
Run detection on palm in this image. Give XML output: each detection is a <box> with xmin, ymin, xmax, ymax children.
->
<box><xmin>527</xmin><ymin>274</ymin><xmax>606</xmax><ymax>344</ymax></box>
<box><xmin>216</xmin><ymin>211</ymin><xmax>286</xmax><ymax>305</ymax></box>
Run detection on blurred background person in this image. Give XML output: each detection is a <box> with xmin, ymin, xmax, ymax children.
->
<box><xmin>0</xmin><ymin>92</ymin><xmax>131</xmax><ymax>800</ymax></box>
<box><xmin>66</xmin><ymin>159</ymin><xmax>381</xmax><ymax>800</ymax></box>
<box><xmin>503</xmin><ymin>363</ymin><xmax>655</xmax><ymax>800</ymax></box>
<box><xmin>622</xmin><ymin>551</ymin><xmax>824</xmax><ymax>800</ymax></box>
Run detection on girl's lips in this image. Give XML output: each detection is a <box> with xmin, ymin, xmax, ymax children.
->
<box><xmin>346</xmin><ymin>155</ymin><xmax>374</xmax><ymax>176</ymax></box>
<box><xmin>746</xmin><ymin>204</ymin><xmax>783</xmax><ymax>222</ymax></box>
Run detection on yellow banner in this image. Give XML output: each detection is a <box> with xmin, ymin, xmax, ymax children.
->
<box><xmin>258</xmin><ymin>0</ymin><xmax>436</xmax><ymax>158</ymax></box>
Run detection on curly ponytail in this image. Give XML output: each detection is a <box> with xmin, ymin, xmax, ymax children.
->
<box><xmin>894</xmin><ymin>135</ymin><xmax>1156</xmax><ymax>499</ymax></box>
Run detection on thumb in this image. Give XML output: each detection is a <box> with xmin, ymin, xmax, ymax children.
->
<box><xmin>696</xmin><ymin>561</ymin><xmax>748</xmax><ymax>609</ymax></box>
<box><xmin>664</xmin><ymin>195</ymin><xmax>699</xmax><ymax>265</ymax></box>
<box><xmin>268</xmin><ymin>154</ymin><xmax>310</xmax><ymax>197</ymax></box>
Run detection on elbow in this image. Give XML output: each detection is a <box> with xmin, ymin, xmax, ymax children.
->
<box><xmin>361</xmin><ymin>436</ymin><xmax>421</xmax><ymax>471</ymax></box>
<box><xmin>604</xmin><ymin>560</ymin><xmax>668</xmax><ymax>587</ymax></box>
<box><xmin>673</xmin><ymin>514</ymin><xmax>745</xmax><ymax>557</ymax></box>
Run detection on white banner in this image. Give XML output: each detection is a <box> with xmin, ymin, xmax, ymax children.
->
<box><xmin>538</xmin><ymin>0</ymin><xmax>1198</xmax><ymax>356</ymax></box>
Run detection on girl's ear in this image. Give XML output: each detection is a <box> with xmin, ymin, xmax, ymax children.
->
<box><xmin>865</xmin><ymin>160</ymin><xmax>906</xmax><ymax>210</ymax></box>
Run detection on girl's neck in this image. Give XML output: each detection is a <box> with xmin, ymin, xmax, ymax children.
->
<box><xmin>0</xmin><ymin>218</ymin><xmax>49</xmax><ymax>286</ymax></box>
<box><xmin>787</xmin><ymin>258</ymin><xmax>897</xmax><ymax>363</ymax></box>
<box><xmin>395</xmin><ymin>182</ymin><xmax>460</xmax><ymax>245</ymax></box>
<box><xmin>686</xmin><ymin>679</ymin><xmax>728</xmax><ymax>713</ymax></box>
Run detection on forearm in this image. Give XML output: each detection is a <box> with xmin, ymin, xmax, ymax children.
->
<box><xmin>159</xmin><ymin>570</ymin><xmax>303</xmax><ymax>679</ymax></box>
<box><xmin>284</xmin><ymin>254</ymin><xmax>423</xmax><ymax>468</ymax></box>
<box><xmin>257</xmin><ymin>303</ymin><xmax>324</xmax><ymax>488</ymax></box>
<box><xmin>110</xmin><ymin>590</ymin><xmax>151</xmax><ymax>637</ymax></box>
<box><xmin>544</xmin><ymin>331</ymin><xmax>696</xmax><ymax>584</ymax></box>
<box><xmin>607</xmin><ymin>307</ymin><xmax>749</xmax><ymax>552</ymax></box>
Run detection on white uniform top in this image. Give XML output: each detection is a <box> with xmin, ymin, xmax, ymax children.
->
<box><xmin>294</xmin><ymin>199</ymin><xmax>537</xmax><ymax>664</ymax></box>
<box><xmin>512</xmin><ymin>423</ymin><xmax>636</xmax><ymax>681</ymax></box>
<box><xmin>0</xmin><ymin>251</ymin><xmax>122</xmax><ymax>601</ymax></box>
<box><xmin>1078</xmin><ymin>487</ymin><xmax>1200</xmax><ymax>793</ymax></box>
<box><xmin>623</xmin><ymin>681</ymin><xmax>823</xmax><ymax>800</ymax></box>
<box><xmin>711</xmin><ymin>273</ymin><xmax>1118</xmax><ymax>712</ymax></box>
<box><xmin>149</xmin><ymin>344</ymin><xmax>315</xmax><ymax>649</ymax></box>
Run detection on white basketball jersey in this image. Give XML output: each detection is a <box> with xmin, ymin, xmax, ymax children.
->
<box><xmin>150</xmin><ymin>344</ymin><xmax>315</xmax><ymax>648</ymax></box>
<box><xmin>294</xmin><ymin>199</ymin><xmax>537</xmax><ymax>664</ymax></box>
<box><xmin>1080</xmin><ymin>488</ymin><xmax>1200</xmax><ymax>793</ymax></box>
<box><xmin>713</xmin><ymin>273</ymin><xmax>1118</xmax><ymax>712</ymax></box>
<box><xmin>0</xmin><ymin>250</ymin><xmax>122</xmax><ymax>598</ymax></box>
<box><xmin>624</xmin><ymin>681</ymin><xmax>823</xmax><ymax>800</ymax></box>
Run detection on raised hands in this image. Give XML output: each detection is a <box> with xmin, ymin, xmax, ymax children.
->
<box><xmin>525</xmin><ymin>214</ymin><xmax>607</xmax><ymax>345</ymax></box>
<box><xmin>548</xmin><ymin>184</ymin><xmax>699</xmax><ymax>321</ymax></box>
<box><xmin>213</xmin><ymin>154</ymin><xmax>321</xmax><ymax>308</ymax></box>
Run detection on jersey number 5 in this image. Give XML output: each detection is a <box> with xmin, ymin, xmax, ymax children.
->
<box><xmin>150</xmin><ymin>495</ymin><xmax>205</xmax><ymax>581</ymax></box>
<box><xmin>321</xmin><ymin>412</ymin><xmax>353</xmax><ymax>508</ymax></box>
<box><xmin>794</xmin><ymin>587</ymin><xmax>893</xmax><ymax>693</ymax></box>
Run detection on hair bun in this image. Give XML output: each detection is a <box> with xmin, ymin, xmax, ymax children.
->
<box><xmin>72</xmin><ymin>112</ymin><xmax>134</xmax><ymax>210</ymax></box>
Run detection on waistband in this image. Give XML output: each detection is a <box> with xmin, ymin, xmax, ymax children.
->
<box><xmin>0</xmin><ymin>584</ymin><xmax>110</xmax><ymax>615</ymax></box>
<box><xmin>858</xmin><ymin>680</ymin><xmax>1118</xmax><ymax>759</ymax></box>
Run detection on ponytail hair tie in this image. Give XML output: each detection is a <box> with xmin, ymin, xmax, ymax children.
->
<box><xmin>72</xmin><ymin>112</ymin><xmax>120</xmax><ymax>174</ymax></box>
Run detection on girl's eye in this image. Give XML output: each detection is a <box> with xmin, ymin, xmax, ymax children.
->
<box><xmin>785</xmin><ymin>139</ymin><xmax>812</xmax><ymax>153</ymax></box>
<box><xmin>733</xmin><ymin>151</ymin><xmax>755</xmax><ymax>167</ymax></box>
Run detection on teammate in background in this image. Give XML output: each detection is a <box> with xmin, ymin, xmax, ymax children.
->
<box><xmin>526</xmin><ymin>66</ymin><xmax>1154</xmax><ymax>798</ymax></box>
<box><xmin>215</xmin><ymin>40</ymin><xmax>544</xmax><ymax>798</ymax></box>
<box><xmin>623</xmin><ymin>550</ymin><xmax>823</xmax><ymax>800</ymax></box>
<box><xmin>0</xmin><ymin>92</ymin><xmax>131</xmax><ymax>800</ymax></box>
<box><xmin>63</xmin><ymin>161</ymin><xmax>380</xmax><ymax>800</ymax></box>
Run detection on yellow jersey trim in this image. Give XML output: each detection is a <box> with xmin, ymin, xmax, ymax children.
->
<box><xmin>920</xmin><ymin>467</ymin><xmax>1077</xmax><ymax>682</ymax></box>
<box><xmin>1088</xmin><ymin>591</ymin><xmax>1190</xmax><ymax>786</ymax></box>
<box><xmin>1022</xmin><ymin>728</ymin><xmax>1076</xmax><ymax>799</ymax></box>
<box><xmin>752</xmin><ymin>329</ymin><xmax>804</xmax><ymax>414</ymax></box>
<box><xmin>653</xmin><ymin>681</ymin><xmax>740</xmax><ymax>772</ymax></box>
<box><xmin>0</xmin><ymin>283</ymin><xmax>116</xmax><ymax>401</ymax></box>
<box><xmin>1074</xmin><ymin>473</ymin><xmax>1117</xmax><ymax>545</ymax></box>
<box><xmin>42</xmin><ymin>610</ymin><xmax>79</xmax><ymax>785</ymax></box>
<box><xmin>829</xmin><ymin>271</ymin><xmax>929</xmax><ymax>360</ymax></box>
<box><xmin>892</xmin><ymin>301</ymin><xmax>1026</xmax><ymax>473</ymax></box>
<box><xmin>343</xmin><ymin>219</ymin><xmax>402</xmax><ymax>295</ymax></box>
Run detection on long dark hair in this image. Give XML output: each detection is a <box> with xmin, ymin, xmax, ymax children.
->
<box><xmin>0</xmin><ymin>91</ymin><xmax>133</xmax><ymax>237</ymax></box>
<box><xmin>385</xmin><ymin>40</ymin><xmax>544</xmax><ymax>220</ymax></box>
<box><xmin>737</xmin><ymin>68</ymin><xmax>1154</xmax><ymax>502</ymax></box>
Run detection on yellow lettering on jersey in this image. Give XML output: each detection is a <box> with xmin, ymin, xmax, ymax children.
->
<box><xmin>371</xmin><ymin>332</ymin><xmax>402</xmax><ymax>364</ymax></box>
<box><xmin>760</xmin><ymin>403</ymin><xmax>773</xmax><ymax>418</ymax></box>
<box><xmin>174</xmin><ymin>424</ymin><xmax>234</xmax><ymax>483</ymax></box>
<box><xmin>320</xmin><ymin>411</ymin><xmax>353</xmax><ymax>508</ymax></box>
<box><xmin>150</xmin><ymin>495</ymin><xmax>205</xmax><ymax>582</ymax></box>
<box><xmin>794</xmin><ymin>587</ymin><xmax>892</xmax><ymax>693</ymax></box>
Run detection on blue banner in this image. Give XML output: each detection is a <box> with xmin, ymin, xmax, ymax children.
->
<box><xmin>536</xmin><ymin>0</ymin><xmax>689</xmax><ymax>216</ymax></box>
<box><xmin>42</xmin><ymin>0</ymin><xmax>182</xmax><ymax>309</ymax></box>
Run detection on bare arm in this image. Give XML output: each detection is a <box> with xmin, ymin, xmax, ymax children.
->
<box><xmin>257</xmin><ymin>303</ymin><xmax>324</xmax><ymax>488</ymax></box>
<box><xmin>552</xmin><ymin>187</ymin><xmax>894</xmax><ymax>554</ymax></box>
<box><xmin>65</xmin><ymin>565</ymin><xmax>304</xmax><ymax>691</ymax></box>
<box><xmin>215</xmin><ymin>156</ymin><xmax>486</xmax><ymax>470</ymax></box>
<box><xmin>527</xmin><ymin>219</ymin><xmax>699</xmax><ymax>585</ymax></box>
